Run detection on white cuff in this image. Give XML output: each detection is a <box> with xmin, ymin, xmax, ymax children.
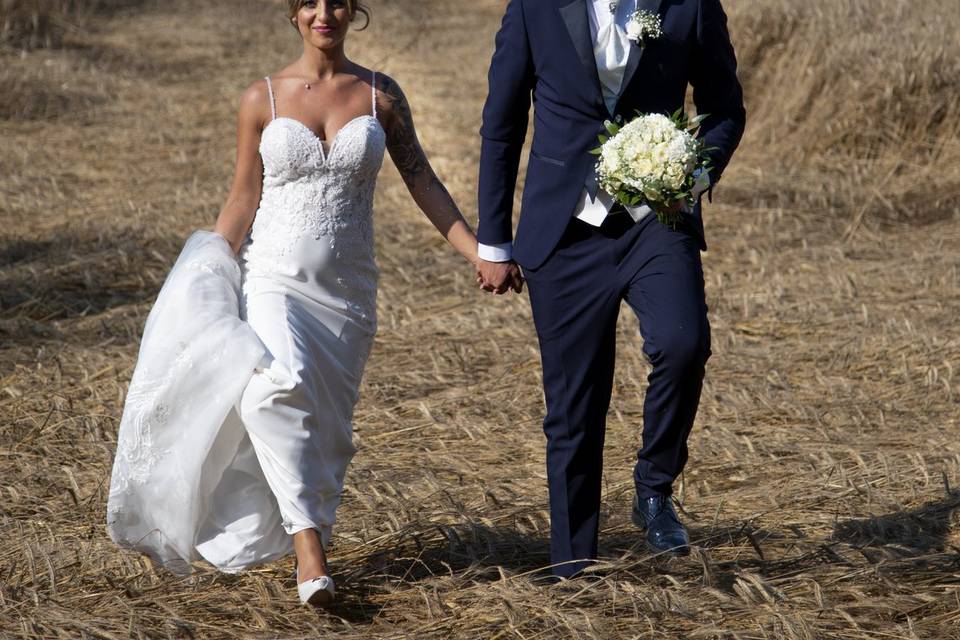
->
<box><xmin>477</xmin><ymin>241</ymin><xmax>513</xmax><ymax>262</ymax></box>
<box><xmin>625</xmin><ymin>203</ymin><xmax>653</xmax><ymax>222</ymax></box>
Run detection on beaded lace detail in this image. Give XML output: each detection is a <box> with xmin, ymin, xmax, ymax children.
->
<box><xmin>251</xmin><ymin>116</ymin><xmax>384</xmax><ymax>253</ymax></box>
<box><xmin>245</xmin><ymin>73</ymin><xmax>385</xmax><ymax>266</ymax></box>
<box><xmin>109</xmin><ymin>344</ymin><xmax>193</xmax><ymax>502</ymax></box>
<box><xmin>186</xmin><ymin>257</ymin><xmax>235</xmax><ymax>277</ymax></box>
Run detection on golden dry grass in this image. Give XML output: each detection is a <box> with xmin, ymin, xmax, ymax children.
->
<box><xmin>0</xmin><ymin>0</ymin><xmax>143</xmax><ymax>50</ymax></box>
<box><xmin>1</xmin><ymin>0</ymin><xmax>959</xmax><ymax>638</ymax></box>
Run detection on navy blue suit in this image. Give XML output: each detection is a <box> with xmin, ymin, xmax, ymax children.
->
<box><xmin>478</xmin><ymin>0</ymin><xmax>745</xmax><ymax>577</ymax></box>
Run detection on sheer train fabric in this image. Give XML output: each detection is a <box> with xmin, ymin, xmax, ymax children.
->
<box><xmin>106</xmin><ymin>231</ymin><xmax>297</xmax><ymax>574</ymax></box>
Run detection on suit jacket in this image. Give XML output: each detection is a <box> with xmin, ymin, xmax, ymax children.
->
<box><xmin>477</xmin><ymin>0</ymin><xmax>746</xmax><ymax>269</ymax></box>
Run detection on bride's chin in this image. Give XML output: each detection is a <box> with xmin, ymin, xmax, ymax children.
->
<box><xmin>308</xmin><ymin>34</ymin><xmax>344</xmax><ymax>48</ymax></box>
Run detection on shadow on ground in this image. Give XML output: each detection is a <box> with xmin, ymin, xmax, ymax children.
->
<box><xmin>316</xmin><ymin>502</ymin><xmax>960</xmax><ymax>623</ymax></box>
<box><xmin>833</xmin><ymin>493</ymin><xmax>960</xmax><ymax>552</ymax></box>
<box><xmin>0</xmin><ymin>229</ymin><xmax>179</xmax><ymax>323</ymax></box>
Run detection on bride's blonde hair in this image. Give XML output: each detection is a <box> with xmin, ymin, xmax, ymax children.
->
<box><xmin>286</xmin><ymin>0</ymin><xmax>371</xmax><ymax>30</ymax></box>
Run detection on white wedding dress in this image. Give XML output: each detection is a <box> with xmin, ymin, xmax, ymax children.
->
<box><xmin>107</xmin><ymin>73</ymin><xmax>385</xmax><ymax>575</ymax></box>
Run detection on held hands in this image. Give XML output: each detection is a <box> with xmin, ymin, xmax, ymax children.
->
<box><xmin>475</xmin><ymin>258</ymin><xmax>524</xmax><ymax>295</ymax></box>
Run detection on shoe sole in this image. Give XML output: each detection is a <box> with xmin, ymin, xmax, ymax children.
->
<box><xmin>648</xmin><ymin>543</ymin><xmax>690</xmax><ymax>557</ymax></box>
<box><xmin>305</xmin><ymin>589</ymin><xmax>334</xmax><ymax>607</ymax></box>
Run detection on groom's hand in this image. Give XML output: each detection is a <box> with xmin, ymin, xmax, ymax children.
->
<box><xmin>476</xmin><ymin>259</ymin><xmax>523</xmax><ymax>295</ymax></box>
<box><xmin>654</xmin><ymin>199</ymin><xmax>684</xmax><ymax>216</ymax></box>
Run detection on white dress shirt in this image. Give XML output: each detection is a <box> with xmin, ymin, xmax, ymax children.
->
<box><xmin>478</xmin><ymin>0</ymin><xmax>709</xmax><ymax>262</ymax></box>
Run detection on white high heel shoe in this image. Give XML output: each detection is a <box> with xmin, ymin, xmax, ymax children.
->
<box><xmin>296</xmin><ymin>567</ymin><xmax>336</xmax><ymax>607</ymax></box>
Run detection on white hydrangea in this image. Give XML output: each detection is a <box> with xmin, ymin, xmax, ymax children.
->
<box><xmin>595</xmin><ymin>113</ymin><xmax>700</xmax><ymax>209</ymax></box>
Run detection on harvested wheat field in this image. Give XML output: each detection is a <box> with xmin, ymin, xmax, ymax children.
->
<box><xmin>2</xmin><ymin>0</ymin><xmax>960</xmax><ymax>637</ymax></box>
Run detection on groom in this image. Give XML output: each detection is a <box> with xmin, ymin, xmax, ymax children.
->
<box><xmin>476</xmin><ymin>0</ymin><xmax>745</xmax><ymax>577</ymax></box>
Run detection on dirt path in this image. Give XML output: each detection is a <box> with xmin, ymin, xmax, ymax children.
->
<box><xmin>2</xmin><ymin>0</ymin><xmax>959</xmax><ymax>637</ymax></box>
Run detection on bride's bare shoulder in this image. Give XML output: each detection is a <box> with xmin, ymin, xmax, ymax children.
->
<box><xmin>236</xmin><ymin>78</ymin><xmax>273</xmax><ymax>122</ymax></box>
<box><xmin>372</xmin><ymin>72</ymin><xmax>410</xmax><ymax>120</ymax></box>
<box><xmin>240</xmin><ymin>76</ymin><xmax>284</xmax><ymax>127</ymax></box>
<box><xmin>373</xmin><ymin>71</ymin><xmax>402</xmax><ymax>96</ymax></box>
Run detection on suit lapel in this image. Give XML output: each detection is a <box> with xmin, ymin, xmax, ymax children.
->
<box><xmin>559</xmin><ymin>0</ymin><xmax>605</xmax><ymax>111</ymax></box>
<box><xmin>616</xmin><ymin>0</ymin><xmax>664</xmax><ymax>113</ymax></box>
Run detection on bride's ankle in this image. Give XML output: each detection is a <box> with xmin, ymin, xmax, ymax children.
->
<box><xmin>295</xmin><ymin>556</ymin><xmax>329</xmax><ymax>582</ymax></box>
<box><xmin>293</xmin><ymin>528</ymin><xmax>329</xmax><ymax>582</ymax></box>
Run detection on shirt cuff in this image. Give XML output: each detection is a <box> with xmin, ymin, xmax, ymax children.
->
<box><xmin>477</xmin><ymin>241</ymin><xmax>513</xmax><ymax>262</ymax></box>
<box><xmin>625</xmin><ymin>203</ymin><xmax>653</xmax><ymax>222</ymax></box>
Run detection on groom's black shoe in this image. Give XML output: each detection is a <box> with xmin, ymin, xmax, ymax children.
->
<box><xmin>631</xmin><ymin>494</ymin><xmax>690</xmax><ymax>556</ymax></box>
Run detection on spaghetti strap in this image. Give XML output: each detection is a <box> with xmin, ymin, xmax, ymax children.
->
<box><xmin>371</xmin><ymin>71</ymin><xmax>377</xmax><ymax>118</ymax></box>
<box><xmin>264</xmin><ymin>76</ymin><xmax>277</xmax><ymax>121</ymax></box>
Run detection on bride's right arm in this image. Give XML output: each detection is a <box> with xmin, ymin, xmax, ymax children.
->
<box><xmin>214</xmin><ymin>81</ymin><xmax>270</xmax><ymax>255</ymax></box>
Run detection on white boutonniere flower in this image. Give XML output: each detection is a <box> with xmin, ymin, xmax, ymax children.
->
<box><xmin>625</xmin><ymin>10</ymin><xmax>663</xmax><ymax>48</ymax></box>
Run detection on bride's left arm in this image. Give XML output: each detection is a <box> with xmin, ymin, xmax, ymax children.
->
<box><xmin>378</xmin><ymin>74</ymin><xmax>480</xmax><ymax>269</ymax></box>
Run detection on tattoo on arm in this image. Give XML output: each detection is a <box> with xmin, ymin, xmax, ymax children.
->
<box><xmin>379</xmin><ymin>75</ymin><xmax>431</xmax><ymax>189</ymax></box>
<box><xmin>427</xmin><ymin>178</ymin><xmax>453</xmax><ymax>200</ymax></box>
<box><xmin>377</xmin><ymin>74</ymin><xmax>467</xmax><ymax>234</ymax></box>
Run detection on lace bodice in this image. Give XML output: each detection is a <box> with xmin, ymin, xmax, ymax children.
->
<box><xmin>243</xmin><ymin>73</ymin><xmax>386</xmax><ymax>264</ymax></box>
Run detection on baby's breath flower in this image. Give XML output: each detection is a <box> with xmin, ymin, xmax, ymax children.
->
<box><xmin>626</xmin><ymin>10</ymin><xmax>663</xmax><ymax>47</ymax></box>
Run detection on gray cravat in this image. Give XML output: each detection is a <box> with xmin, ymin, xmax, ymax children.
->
<box><xmin>593</xmin><ymin>7</ymin><xmax>631</xmax><ymax>114</ymax></box>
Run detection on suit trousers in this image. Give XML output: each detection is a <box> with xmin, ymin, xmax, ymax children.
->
<box><xmin>522</xmin><ymin>211</ymin><xmax>711</xmax><ymax>578</ymax></box>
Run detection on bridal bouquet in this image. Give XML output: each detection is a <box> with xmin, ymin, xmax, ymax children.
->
<box><xmin>592</xmin><ymin>110</ymin><xmax>711</xmax><ymax>226</ymax></box>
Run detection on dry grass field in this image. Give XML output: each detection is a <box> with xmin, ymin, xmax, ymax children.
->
<box><xmin>2</xmin><ymin>0</ymin><xmax>959</xmax><ymax>637</ymax></box>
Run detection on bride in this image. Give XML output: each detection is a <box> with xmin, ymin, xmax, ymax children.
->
<box><xmin>106</xmin><ymin>0</ymin><xmax>511</xmax><ymax>607</ymax></box>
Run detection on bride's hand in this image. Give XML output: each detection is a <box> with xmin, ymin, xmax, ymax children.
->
<box><xmin>476</xmin><ymin>259</ymin><xmax>524</xmax><ymax>295</ymax></box>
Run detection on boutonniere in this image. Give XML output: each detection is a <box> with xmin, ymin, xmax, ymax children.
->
<box><xmin>625</xmin><ymin>10</ymin><xmax>663</xmax><ymax>48</ymax></box>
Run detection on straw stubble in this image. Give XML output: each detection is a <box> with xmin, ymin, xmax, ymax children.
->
<box><xmin>1</xmin><ymin>0</ymin><xmax>958</xmax><ymax>638</ymax></box>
